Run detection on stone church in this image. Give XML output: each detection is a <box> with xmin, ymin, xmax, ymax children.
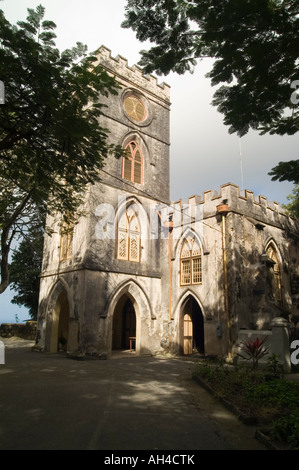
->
<box><xmin>35</xmin><ymin>46</ymin><xmax>299</xmax><ymax>359</ymax></box>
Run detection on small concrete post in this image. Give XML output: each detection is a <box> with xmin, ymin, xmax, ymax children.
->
<box><xmin>270</xmin><ymin>317</ymin><xmax>291</xmax><ymax>373</ymax></box>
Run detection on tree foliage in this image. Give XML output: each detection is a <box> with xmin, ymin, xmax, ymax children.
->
<box><xmin>122</xmin><ymin>0</ymin><xmax>299</xmax><ymax>201</ymax></box>
<box><xmin>0</xmin><ymin>5</ymin><xmax>121</xmax><ymax>293</ymax></box>
<box><xmin>269</xmin><ymin>160</ymin><xmax>299</xmax><ymax>185</ymax></box>
<box><xmin>282</xmin><ymin>185</ymin><xmax>299</xmax><ymax>218</ymax></box>
<box><xmin>122</xmin><ymin>0</ymin><xmax>299</xmax><ymax>137</ymax></box>
<box><xmin>9</xmin><ymin>223</ymin><xmax>44</xmax><ymax>319</ymax></box>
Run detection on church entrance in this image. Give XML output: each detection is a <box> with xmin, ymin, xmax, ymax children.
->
<box><xmin>181</xmin><ymin>297</ymin><xmax>204</xmax><ymax>355</ymax></box>
<box><xmin>112</xmin><ymin>295</ymin><xmax>136</xmax><ymax>351</ymax></box>
<box><xmin>50</xmin><ymin>290</ymin><xmax>70</xmax><ymax>353</ymax></box>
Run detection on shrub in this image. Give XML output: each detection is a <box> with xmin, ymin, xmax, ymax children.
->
<box><xmin>237</xmin><ymin>337</ymin><xmax>269</xmax><ymax>369</ymax></box>
<box><xmin>192</xmin><ymin>360</ymin><xmax>299</xmax><ymax>447</ymax></box>
<box><xmin>269</xmin><ymin>412</ymin><xmax>299</xmax><ymax>448</ymax></box>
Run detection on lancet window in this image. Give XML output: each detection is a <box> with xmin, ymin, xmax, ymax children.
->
<box><xmin>122</xmin><ymin>141</ymin><xmax>143</xmax><ymax>185</ymax></box>
<box><xmin>117</xmin><ymin>208</ymin><xmax>141</xmax><ymax>262</ymax></box>
<box><xmin>180</xmin><ymin>237</ymin><xmax>202</xmax><ymax>285</ymax></box>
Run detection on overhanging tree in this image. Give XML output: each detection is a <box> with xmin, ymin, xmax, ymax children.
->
<box><xmin>0</xmin><ymin>5</ymin><xmax>121</xmax><ymax>293</ymax></box>
<box><xmin>282</xmin><ymin>185</ymin><xmax>299</xmax><ymax>218</ymax></box>
<box><xmin>9</xmin><ymin>222</ymin><xmax>44</xmax><ymax>320</ymax></box>
<box><xmin>122</xmin><ymin>0</ymin><xmax>299</xmax><ymax>189</ymax></box>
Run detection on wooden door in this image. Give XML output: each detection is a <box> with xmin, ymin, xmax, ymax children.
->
<box><xmin>183</xmin><ymin>313</ymin><xmax>193</xmax><ymax>355</ymax></box>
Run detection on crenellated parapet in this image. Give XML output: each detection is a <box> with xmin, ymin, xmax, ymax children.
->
<box><xmin>171</xmin><ymin>183</ymin><xmax>299</xmax><ymax>232</ymax></box>
<box><xmin>95</xmin><ymin>45</ymin><xmax>170</xmax><ymax>104</ymax></box>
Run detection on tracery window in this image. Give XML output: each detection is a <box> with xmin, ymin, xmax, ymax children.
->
<box><xmin>122</xmin><ymin>141</ymin><xmax>143</xmax><ymax>185</ymax></box>
<box><xmin>266</xmin><ymin>244</ymin><xmax>282</xmax><ymax>302</ymax></box>
<box><xmin>180</xmin><ymin>237</ymin><xmax>202</xmax><ymax>285</ymax></box>
<box><xmin>117</xmin><ymin>207</ymin><xmax>141</xmax><ymax>262</ymax></box>
<box><xmin>123</xmin><ymin>95</ymin><xmax>146</xmax><ymax>123</ymax></box>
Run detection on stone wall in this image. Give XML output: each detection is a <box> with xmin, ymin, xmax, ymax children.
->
<box><xmin>235</xmin><ymin>317</ymin><xmax>292</xmax><ymax>372</ymax></box>
<box><xmin>0</xmin><ymin>321</ymin><xmax>37</xmax><ymax>340</ymax></box>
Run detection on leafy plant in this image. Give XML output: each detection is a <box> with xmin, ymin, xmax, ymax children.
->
<box><xmin>237</xmin><ymin>337</ymin><xmax>269</xmax><ymax>369</ymax></box>
<box><xmin>267</xmin><ymin>353</ymin><xmax>284</xmax><ymax>378</ymax></box>
<box><xmin>269</xmin><ymin>412</ymin><xmax>299</xmax><ymax>448</ymax></box>
<box><xmin>0</xmin><ymin>6</ymin><xmax>121</xmax><ymax>294</ymax></box>
<box><xmin>192</xmin><ymin>360</ymin><xmax>299</xmax><ymax>448</ymax></box>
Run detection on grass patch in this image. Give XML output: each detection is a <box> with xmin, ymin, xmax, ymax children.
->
<box><xmin>192</xmin><ymin>360</ymin><xmax>299</xmax><ymax>449</ymax></box>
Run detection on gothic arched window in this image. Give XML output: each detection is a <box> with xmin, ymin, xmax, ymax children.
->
<box><xmin>122</xmin><ymin>141</ymin><xmax>143</xmax><ymax>185</ymax></box>
<box><xmin>180</xmin><ymin>237</ymin><xmax>202</xmax><ymax>285</ymax></box>
<box><xmin>266</xmin><ymin>244</ymin><xmax>282</xmax><ymax>302</ymax></box>
<box><xmin>117</xmin><ymin>207</ymin><xmax>141</xmax><ymax>262</ymax></box>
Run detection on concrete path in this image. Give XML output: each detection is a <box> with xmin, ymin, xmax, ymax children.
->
<box><xmin>0</xmin><ymin>338</ymin><xmax>267</xmax><ymax>451</ymax></box>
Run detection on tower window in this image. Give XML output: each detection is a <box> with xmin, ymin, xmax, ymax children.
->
<box><xmin>122</xmin><ymin>141</ymin><xmax>143</xmax><ymax>185</ymax></box>
<box><xmin>180</xmin><ymin>237</ymin><xmax>202</xmax><ymax>285</ymax></box>
<box><xmin>117</xmin><ymin>208</ymin><xmax>141</xmax><ymax>262</ymax></box>
<box><xmin>124</xmin><ymin>95</ymin><xmax>146</xmax><ymax>122</ymax></box>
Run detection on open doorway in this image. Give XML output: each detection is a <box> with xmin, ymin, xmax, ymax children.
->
<box><xmin>50</xmin><ymin>290</ymin><xmax>70</xmax><ymax>353</ymax></box>
<box><xmin>182</xmin><ymin>296</ymin><xmax>204</xmax><ymax>355</ymax></box>
<box><xmin>112</xmin><ymin>295</ymin><xmax>136</xmax><ymax>351</ymax></box>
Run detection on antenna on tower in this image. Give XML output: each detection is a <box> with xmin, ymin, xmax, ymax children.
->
<box><xmin>239</xmin><ymin>138</ymin><xmax>244</xmax><ymax>191</ymax></box>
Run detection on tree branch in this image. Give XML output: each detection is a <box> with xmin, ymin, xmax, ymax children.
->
<box><xmin>0</xmin><ymin>191</ymin><xmax>33</xmax><ymax>293</ymax></box>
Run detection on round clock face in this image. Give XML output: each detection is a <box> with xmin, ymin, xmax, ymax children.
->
<box><xmin>123</xmin><ymin>95</ymin><xmax>147</xmax><ymax>122</ymax></box>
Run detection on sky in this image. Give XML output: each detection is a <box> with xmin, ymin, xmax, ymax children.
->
<box><xmin>0</xmin><ymin>0</ymin><xmax>298</xmax><ymax>323</ymax></box>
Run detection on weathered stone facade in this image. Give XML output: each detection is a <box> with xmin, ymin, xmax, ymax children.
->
<box><xmin>36</xmin><ymin>47</ymin><xmax>299</xmax><ymax>359</ymax></box>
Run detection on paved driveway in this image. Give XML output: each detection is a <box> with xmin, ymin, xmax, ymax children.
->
<box><xmin>0</xmin><ymin>338</ymin><xmax>266</xmax><ymax>451</ymax></box>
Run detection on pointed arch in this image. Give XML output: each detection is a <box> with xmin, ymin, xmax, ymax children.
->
<box><xmin>115</xmin><ymin>197</ymin><xmax>149</xmax><ymax>262</ymax></box>
<box><xmin>117</xmin><ymin>209</ymin><xmax>141</xmax><ymax>261</ymax></box>
<box><xmin>174</xmin><ymin>289</ymin><xmax>205</xmax><ymax>318</ymax></box>
<box><xmin>122</xmin><ymin>141</ymin><xmax>143</xmax><ymax>184</ymax></box>
<box><xmin>177</xmin><ymin>230</ymin><xmax>203</xmax><ymax>285</ymax></box>
<box><xmin>174</xmin><ymin>291</ymin><xmax>205</xmax><ymax>356</ymax></box>
<box><xmin>115</xmin><ymin>196</ymin><xmax>149</xmax><ymax>239</ymax></box>
<box><xmin>265</xmin><ymin>238</ymin><xmax>282</xmax><ymax>264</ymax></box>
<box><xmin>119</xmin><ymin>132</ymin><xmax>149</xmax><ymax>185</ymax></box>
<box><xmin>103</xmin><ymin>279</ymin><xmax>154</xmax><ymax>356</ymax></box>
<box><xmin>45</xmin><ymin>279</ymin><xmax>73</xmax><ymax>353</ymax></box>
<box><xmin>175</xmin><ymin>227</ymin><xmax>207</xmax><ymax>259</ymax></box>
<box><xmin>46</xmin><ymin>278</ymin><xmax>73</xmax><ymax>315</ymax></box>
<box><xmin>104</xmin><ymin>279</ymin><xmax>154</xmax><ymax>320</ymax></box>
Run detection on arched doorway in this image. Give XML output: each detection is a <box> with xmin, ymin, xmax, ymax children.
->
<box><xmin>112</xmin><ymin>295</ymin><xmax>136</xmax><ymax>351</ymax></box>
<box><xmin>50</xmin><ymin>290</ymin><xmax>70</xmax><ymax>353</ymax></box>
<box><xmin>181</xmin><ymin>296</ymin><xmax>204</xmax><ymax>355</ymax></box>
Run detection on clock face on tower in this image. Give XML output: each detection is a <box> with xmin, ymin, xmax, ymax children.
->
<box><xmin>123</xmin><ymin>95</ymin><xmax>146</xmax><ymax>122</ymax></box>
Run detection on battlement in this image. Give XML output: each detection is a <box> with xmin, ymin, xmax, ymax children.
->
<box><xmin>172</xmin><ymin>183</ymin><xmax>299</xmax><ymax>231</ymax></box>
<box><xmin>95</xmin><ymin>46</ymin><xmax>170</xmax><ymax>103</ymax></box>
<box><xmin>197</xmin><ymin>183</ymin><xmax>283</xmax><ymax>211</ymax></box>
